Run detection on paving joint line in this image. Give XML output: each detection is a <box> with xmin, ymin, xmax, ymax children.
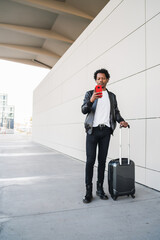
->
<box><xmin>0</xmin><ymin>196</ymin><xmax>159</xmax><ymax>221</ymax></box>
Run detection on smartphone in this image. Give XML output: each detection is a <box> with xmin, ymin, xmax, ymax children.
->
<box><xmin>95</xmin><ymin>85</ymin><xmax>102</xmax><ymax>98</ymax></box>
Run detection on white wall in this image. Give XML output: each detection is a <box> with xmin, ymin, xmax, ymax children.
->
<box><xmin>33</xmin><ymin>0</ymin><xmax>160</xmax><ymax>191</ymax></box>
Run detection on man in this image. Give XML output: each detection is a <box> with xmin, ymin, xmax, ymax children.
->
<box><xmin>81</xmin><ymin>68</ymin><xmax>128</xmax><ymax>203</ymax></box>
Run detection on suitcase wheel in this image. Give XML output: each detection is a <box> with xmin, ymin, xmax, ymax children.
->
<box><xmin>112</xmin><ymin>195</ymin><xmax>117</xmax><ymax>201</ymax></box>
<box><xmin>128</xmin><ymin>194</ymin><xmax>135</xmax><ymax>199</ymax></box>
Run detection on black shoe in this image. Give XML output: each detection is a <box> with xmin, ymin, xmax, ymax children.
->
<box><xmin>96</xmin><ymin>182</ymin><xmax>108</xmax><ymax>200</ymax></box>
<box><xmin>83</xmin><ymin>195</ymin><xmax>93</xmax><ymax>203</ymax></box>
<box><xmin>83</xmin><ymin>184</ymin><xmax>93</xmax><ymax>203</ymax></box>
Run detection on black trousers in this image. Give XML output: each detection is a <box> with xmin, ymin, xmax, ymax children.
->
<box><xmin>85</xmin><ymin>126</ymin><xmax>111</xmax><ymax>185</ymax></box>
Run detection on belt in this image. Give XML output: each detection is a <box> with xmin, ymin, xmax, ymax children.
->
<box><xmin>94</xmin><ymin>124</ymin><xmax>107</xmax><ymax>130</ymax></box>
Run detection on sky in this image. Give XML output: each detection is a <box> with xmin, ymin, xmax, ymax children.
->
<box><xmin>0</xmin><ymin>59</ymin><xmax>50</xmax><ymax>123</ymax></box>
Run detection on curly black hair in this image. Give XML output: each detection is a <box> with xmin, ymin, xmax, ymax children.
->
<box><xmin>94</xmin><ymin>68</ymin><xmax>110</xmax><ymax>80</ymax></box>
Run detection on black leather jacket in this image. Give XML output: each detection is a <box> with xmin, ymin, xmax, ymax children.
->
<box><xmin>81</xmin><ymin>89</ymin><xmax>124</xmax><ymax>134</ymax></box>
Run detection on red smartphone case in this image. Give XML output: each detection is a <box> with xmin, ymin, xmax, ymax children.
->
<box><xmin>95</xmin><ymin>85</ymin><xmax>102</xmax><ymax>97</ymax></box>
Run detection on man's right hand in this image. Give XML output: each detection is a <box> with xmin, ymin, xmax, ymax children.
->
<box><xmin>90</xmin><ymin>91</ymin><xmax>102</xmax><ymax>103</ymax></box>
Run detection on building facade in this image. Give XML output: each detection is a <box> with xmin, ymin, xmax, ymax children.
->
<box><xmin>33</xmin><ymin>0</ymin><xmax>160</xmax><ymax>191</ymax></box>
<box><xmin>0</xmin><ymin>93</ymin><xmax>15</xmax><ymax>133</ymax></box>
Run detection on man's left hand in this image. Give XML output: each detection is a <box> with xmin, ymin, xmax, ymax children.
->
<box><xmin>120</xmin><ymin>121</ymin><xmax>128</xmax><ymax>128</ymax></box>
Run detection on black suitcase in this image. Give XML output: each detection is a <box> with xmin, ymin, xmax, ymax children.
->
<box><xmin>108</xmin><ymin>126</ymin><xmax>135</xmax><ymax>200</ymax></box>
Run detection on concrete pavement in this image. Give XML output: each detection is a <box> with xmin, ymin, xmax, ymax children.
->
<box><xmin>0</xmin><ymin>133</ymin><xmax>160</xmax><ymax>240</ymax></box>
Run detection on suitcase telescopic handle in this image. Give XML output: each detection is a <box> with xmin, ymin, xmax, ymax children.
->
<box><xmin>119</xmin><ymin>125</ymin><xmax>130</xmax><ymax>165</ymax></box>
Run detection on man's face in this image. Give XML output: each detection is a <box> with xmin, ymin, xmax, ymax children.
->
<box><xmin>96</xmin><ymin>73</ymin><xmax>109</xmax><ymax>90</ymax></box>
